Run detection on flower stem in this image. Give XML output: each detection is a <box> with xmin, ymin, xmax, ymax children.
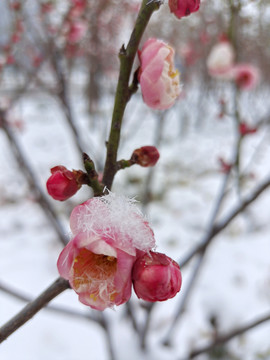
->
<box><xmin>102</xmin><ymin>0</ymin><xmax>162</xmax><ymax>190</ymax></box>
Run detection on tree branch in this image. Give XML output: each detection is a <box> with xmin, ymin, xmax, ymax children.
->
<box><xmin>0</xmin><ymin>277</ymin><xmax>70</xmax><ymax>343</ymax></box>
<box><xmin>189</xmin><ymin>311</ymin><xmax>270</xmax><ymax>359</ymax></box>
<box><xmin>179</xmin><ymin>173</ymin><xmax>270</xmax><ymax>269</ymax></box>
<box><xmin>102</xmin><ymin>0</ymin><xmax>162</xmax><ymax>190</ymax></box>
<box><xmin>0</xmin><ymin>110</ymin><xmax>68</xmax><ymax>246</ymax></box>
<box><xmin>0</xmin><ymin>280</ymin><xmax>99</xmax><ymax>324</ymax></box>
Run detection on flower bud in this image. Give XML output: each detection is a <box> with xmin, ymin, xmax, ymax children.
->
<box><xmin>231</xmin><ymin>64</ymin><xmax>260</xmax><ymax>91</ymax></box>
<box><xmin>138</xmin><ymin>38</ymin><xmax>180</xmax><ymax>110</ymax></box>
<box><xmin>239</xmin><ymin>122</ymin><xmax>257</xmax><ymax>136</ymax></box>
<box><xmin>46</xmin><ymin>166</ymin><xmax>81</xmax><ymax>201</ymax></box>
<box><xmin>131</xmin><ymin>146</ymin><xmax>160</xmax><ymax>167</ymax></box>
<box><xmin>169</xmin><ymin>0</ymin><xmax>200</xmax><ymax>19</ymax></box>
<box><xmin>132</xmin><ymin>251</ymin><xmax>182</xmax><ymax>302</ymax></box>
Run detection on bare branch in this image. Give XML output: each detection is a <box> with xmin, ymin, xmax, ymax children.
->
<box><xmin>180</xmin><ymin>173</ymin><xmax>270</xmax><ymax>269</ymax></box>
<box><xmin>102</xmin><ymin>0</ymin><xmax>162</xmax><ymax>189</ymax></box>
<box><xmin>0</xmin><ymin>277</ymin><xmax>70</xmax><ymax>343</ymax></box>
<box><xmin>52</xmin><ymin>52</ymin><xmax>85</xmax><ymax>155</ymax></box>
<box><xmin>163</xmin><ymin>172</ymin><xmax>270</xmax><ymax>345</ymax></box>
<box><xmin>0</xmin><ymin>280</ymin><xmax>99</xmax><ymax>324</ymax></box>
<box><xmin>189</xmin><ymin>311</ymin><xmax>270</xmax><ymax>359</ymax></box>
<box><xmin>0</xmin><ymin>110</ymin><xmax>68</xmax><ymax>246</ymax></box>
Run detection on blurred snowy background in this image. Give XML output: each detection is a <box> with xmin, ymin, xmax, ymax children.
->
<box><xmin>1</xmin><ymin>0</ymin><xmax>270</xmax><ymax>359</ymax></box>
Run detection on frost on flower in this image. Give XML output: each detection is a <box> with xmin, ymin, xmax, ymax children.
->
<box><xmin>70</xmin><ymin>192</ymin><xmax>155</xmax><ymax>255</ymax></box>
<box><xmin>57</xmin><ymin>193</ymin><xmax>156</xmax><ymax>310</ymax></box>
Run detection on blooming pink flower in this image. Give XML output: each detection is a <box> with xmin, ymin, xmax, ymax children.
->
<box><xmin>169</xmin><ymin>0</ymin><xmax>200</xmax><ymax>19</ymax></box>
<box><xmin>131</xmin><ymin>146</ymin><xmax>160</xmax><ymax>167</ymax></box>
<box><xmin>231</xmin><ymin>64</ymin><xmax>260</xmax><ymax>91</ymax></box>
<box><xmin>207</xmin><ymin>40</ymin><xmax>235</xmax><ymax>79</ymax></box>
<box><xmin>138</xmin><ymin>38</ymin><xmax>181</xmax><ymax>110</ymax></box>
<box><xmin>132</xmin><ymin>251</ymin><xmax>182</xmax><ymax>302</ymax></box>
<box><xmin>46</xmin><ymin>166</ymin><xmax>81</xmax><ymax>201</ymax></box>
<box><xmin>58</xmin><ymin>193</ymin><xmax>156</xmax><ymax>310</ymax></box>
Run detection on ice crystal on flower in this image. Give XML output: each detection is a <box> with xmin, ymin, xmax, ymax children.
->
<box><xmin>70</xmin><ymin>192</ymin><xmax>155</xmax><ymax>255</ymax></box>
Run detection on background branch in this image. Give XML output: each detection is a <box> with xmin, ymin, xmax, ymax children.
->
<box><xmin>0</xmin><ymin>109</ymin><xmax>68</xmax><ymax>246</ymax></box>
<box><xmin>102</xmin><ymin>0</ymin><xmax>162</xmax><ymax>189</ymax></box>
<box><xmin>0</xmin><ymin>277</ymin><xmax>70</xmax><ymax>343</ymax></box>
<box><xmin>188</xmin><ymin>311</ymin><xmax>270</xmax><ymax>359</ymax></box>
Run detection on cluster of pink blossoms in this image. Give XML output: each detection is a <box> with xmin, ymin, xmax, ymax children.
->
<box><xmin>57</xmin><ymin>193</ymin><xmax>182</xmax><ymax>310</ymax></box>
<box><xmin>53</xmin><ymin>0</ymin><xmax>203</xmax><ymax>310</ymax></box>
<box><xmin>207</xmin><ymin>38</ymin><xmax>260</xmax><ymax>90</ymax></box>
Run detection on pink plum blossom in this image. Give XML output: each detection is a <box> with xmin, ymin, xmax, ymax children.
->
<box><xmin>132</xmin><ymin>251</ymin><xmax>182</xmax><ymax>302</ymax></box>
<box><xmin>231</xmin><ymin>64</ymin><xmax>260</xmax><ymax>90</ymax></box>
<box><xmin>207</xmin><ymin>40</ymin><xmax>235</xmax><ymax>79</ymax></box>
<box><xmin>57</xmin><ymin>193</ymin><xmax>156</xmax><ymax>310</ymax></box>
<box><xmin>138</xmin><ymin>38</ymin><xmax>181</xmax><ymax>110</ymax></box>
<box><xmin>169</xmin><ymin>0</ymin><xmax>200</xmax><ymax>19</ymax></box>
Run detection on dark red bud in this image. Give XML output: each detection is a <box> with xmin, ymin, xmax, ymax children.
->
<box><xmin>132</xmin><ymin>251</ymin><xmax>182</xmax><ymax>302</ymax></box>
<box><xmin>131</xmin><ymin>146</ymin><xmax>160</xmax><ymax>167</ymax></box>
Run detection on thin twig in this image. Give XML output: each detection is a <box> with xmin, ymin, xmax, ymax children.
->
<box><xmin>0</xmin><ymin>277</ymin><xmax>70</xmax><ymax>343</ymax></box>
<box><xmin>0</xmin><ymin>110</ymin><xmax>68</xmax><ymax>246</ymax></box>
<box><xmin>188</xmin><ymin>311</ymin><xmax>270</xmax><ymax>359</ymax></box>
<box><xmin>142</xmin><ymin>111</ymin><xmax>165</xmax><ymax>211</ymax></box>
<box><xmin>52</xmin><ymin>51</ymin><xmax>85</xmax><ymax>155</ymax></box>
<box><xmin>163</xmin><ymin>172</ymin><xmax>270</xmax><ymax>344</ymax></box>
<box><xmin>0</xmin><ymin>280</ymin><xmax>99</xmax><ymax>324</ymax></box>
<box><xmin>162</xmin><ymin>169</ymin><xmax>231</xmax><ymax>345</ymax></box>
<box><xmin>102</xmin><ymin>0</ymin><xmax>162</xmax><ymax>189</ymax></box>
<box><xmin>140</xmin><ymin>303</ymin><xmax>155</xmax><ymax>349</ymax></box>
<box><xmin>179</xmin><ymin>173</ymin><xmax>270</xmax><ymax>269</ymax></box>
<box><xmin>99</xmin><ymin>313</ymin><xmax>117</xmax><ymax>360</ymax></box>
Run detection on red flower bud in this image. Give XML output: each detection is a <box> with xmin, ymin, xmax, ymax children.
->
<box><xmin>239</xmin><ymin>122</ymin><xmax>257</xmax><ymax>136</ymax></box>
<box><xmin>46</xmin><ymin>166</ymin><xmax>81</xmax><ymax>201</ymax></box>
<box><xmin>131</xmin><ymin>146</ymin><xmax>160</xmax><ymax>167</ymax></box>
<box><xmin>218</xmin><ymin>157</ymin><xmax>232</xmax><ymax>174</ymax></box>
<box><xmin>132</xmin><ymin>251</ymin><xmax>182</xmax><ymax>302</ymax></box>
<box><xmin>169</xmin><ymin>0</ymin><xmax>200</xmax><ymax>19</ymax></box>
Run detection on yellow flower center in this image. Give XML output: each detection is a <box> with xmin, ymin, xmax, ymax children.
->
<box><xmin>72</xmin><ymin>248</ymin><xmax>117</xmax><ymax>300</ymax></box>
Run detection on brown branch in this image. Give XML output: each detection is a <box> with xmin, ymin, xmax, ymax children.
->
<box><xmin>0</xmin><ymin>280</ymin><xmax>99</xmax><ymax>324</ymax></box>
<box><xmin>180</xmin><ymin>173</ymin><xmax>270</xmax><ymax>269</ymax></box>
<box><xmin>102</xmin><ymin>0</ymin><xmax>162</xmax><ymax>190</ymax></box>
<box><xmin>52</xmin><ymin>51</ymin><xmax>85</xmax><ymax>155</ymax></box>
<box><xmin>189</xmin><ymin>311</ymin><xmax>270</xmax><ymax>358</ymax></box>
<box><xmin>0</xmin><ymin>110</ymin><xmax>68</xmax><ymax>246</ymax></box>
<box><xmin>162</xmin><ymin>172</ymin><xmax>270</xmax><ymax>346</ymax></box>
<box><xmin>0</xmin><ymin>277</ymin><xmax>70</xmax><ymax>343</ymax></box>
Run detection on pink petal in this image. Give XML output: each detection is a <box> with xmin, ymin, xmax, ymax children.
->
<box><xmin>57</xmin><ymin>240</ymin><xmax>79</xmax><ymax>279</ymax></box>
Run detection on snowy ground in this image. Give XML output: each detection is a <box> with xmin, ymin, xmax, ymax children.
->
<box><xmin>0</xmin><ymin>77</ymin><xmax>270</xmax><ymax>360</ymax></box>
